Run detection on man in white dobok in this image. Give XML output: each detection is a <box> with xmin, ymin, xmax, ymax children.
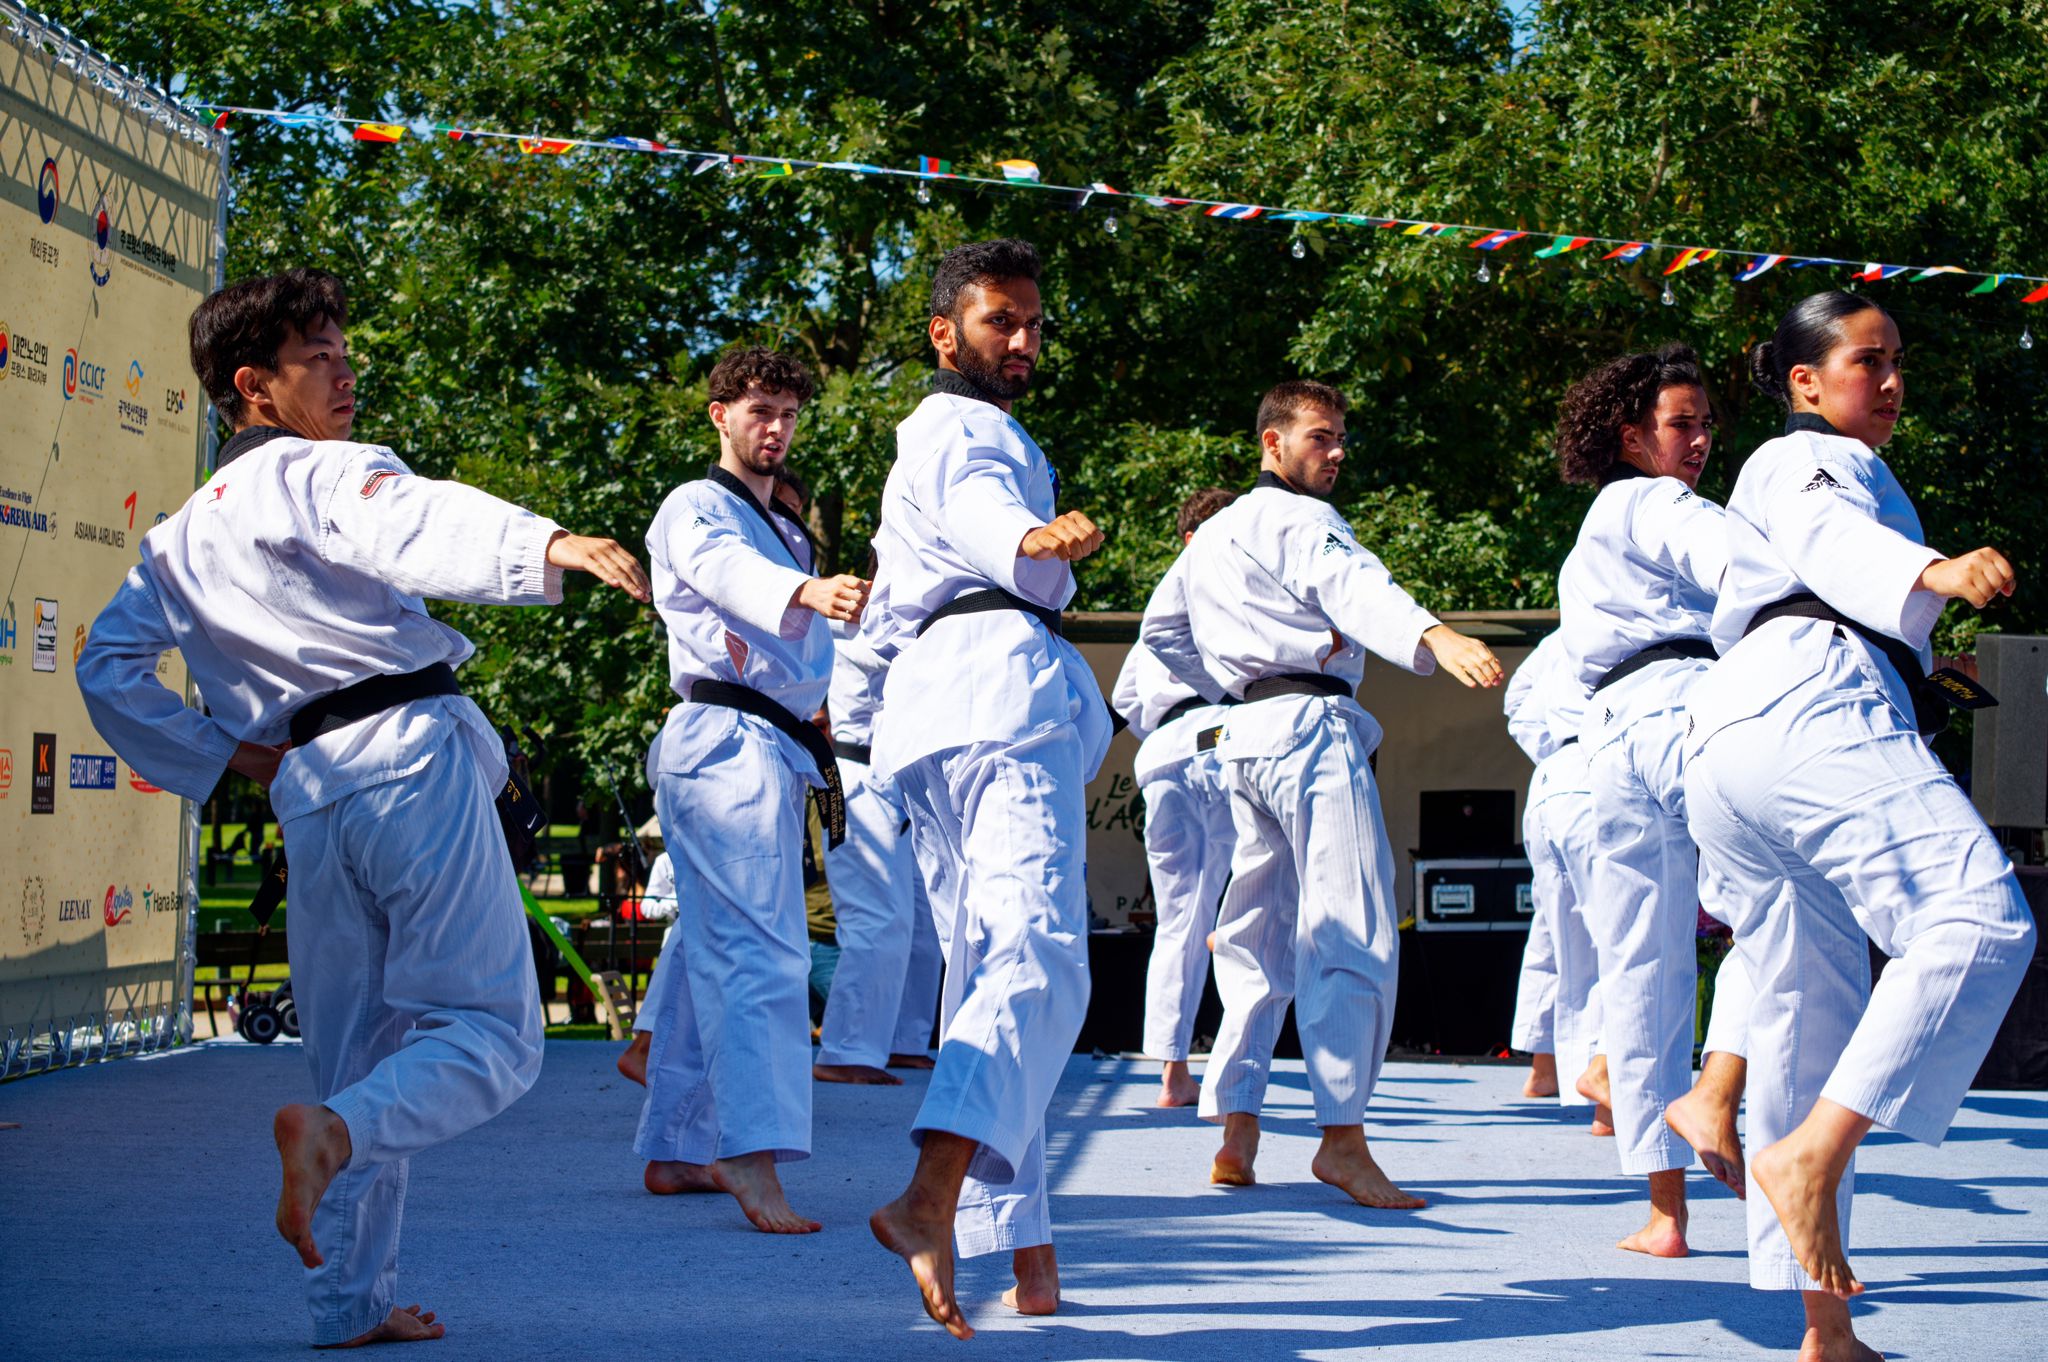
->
<box><xmin>865</xmin><ymin>239</ymin><xmax>1111</xmax><ymax>1339</ymax></box>
<box><xmin>1143</xmin><ymin>380</ymin><xmax>1503</xmax><ymax>1208</ymax></box>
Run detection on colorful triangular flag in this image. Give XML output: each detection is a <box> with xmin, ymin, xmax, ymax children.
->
<box><xmin>518</xmin><ymin>138</ymin><xmax>574</xmax><ymax>155</ymax></box>
<box><xmin>1735</xmin><ymin>254</ymin><xmax>1789</xmax><ymax>282</ymax></box>
<box><xmin>436</xmin><ymin>124</ymin><xmax>470</xmax><ymax>141</ymax></box>
<box><xmin>1969</xmin><ymin>274</ymin><xmax>2006</xmax><ymax>295</ymax></box>
<box><xmin>1088</xmin><ymin>182</ymin><xmax>1120</xmax><ymax>195</ymax></box>
<box><xmin>1534</xmin><ymin>235</ymin><xmax>1592</xmax><ymax>258</ymax></box>
<box><xmin>1143</xmin><ymin>196</ymin><xmax>1198</xmax><ymax>210</ymax></box>
<box><xmin>352</xmin><ymin>123</ymin><xmax>406</xmax><ymax>143</ymax></box>
<box><xmin>2024</xmin><ymin>282</ymin><xmax>2048</xmax><ymax>304</ymax></box>
<box><xmin>1402</xmin><ymin>222</ymin><xmax>1446</xmax><ymax>236</ymax></box>
<box><xmin>1206</xmin><ymin>204</ymin><xmax>1262</xmax><ymax>220</ymax></box>
<box><xmin>997</xmin><ymin>159</ymin><xmax>1039</xmax><ymax>182</ymax></box>
<box><xmin>1471</xmin><ymin>230</ymin><xmax>1527</xmax><ymax>251</ymax></box>
<box><xmin>269</xmin><ymin>112</ymin><xmax>328</xmax><ymax>128</ymax></box>
<box><xmin>1269</xmin><ymin>211</ymin><xmax>1332</xmax><ymax>223</ymax></box>
<box><xmin>1790</xmin><ymin>258</ymin><xmax>1854</xmax><ymax>269</ymax></box>
<box><xmin>1912</xmin><ymin>265</ymin><xmax>1965</xmax><ymax>281</ymax></box>
<box><xmin>212</xmin><ymin>110</ymin><xmax>231</xmax><ymax>130</ymax></box>
<box><xmin>687</xmin><ymin>154</ymin><xmax>724</xmax><ymax>175</ymax></box>
<box><xmin>739</xmin><ymin>157</ymin><xmax>793</xmax><ymax>177</ymax></box>
<box><xmin>919</xmin><ymin>156</ymin><xmax>953</xmax><ymax>176</ymax></box>
<box><xmin>1339</xmin><ymin>215</ymin><xmax>1399</xmax><ymax>228</ymax></box>
<box><xmin>1851</xmin><ymin>263</ymin><xmax>1910</xmax><ymax>281</ymax></box>
<box><xmin>1602</xmin><ymin>242</ymin><xmax>1648</xmax><ymax>261</ymax></box>
<box><xmin>1662</xmin><ymin>247</ymin><xmax>1718</xmax><ymax>275</ymax></box>
<box><xmin>607</xmin><ymin>136</ymin><xmax>667</xmax><ymax>153</ymax></box>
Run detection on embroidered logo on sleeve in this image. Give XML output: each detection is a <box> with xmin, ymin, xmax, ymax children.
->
<box><xmin>692</xmin><ymin>514</ymin><xmax>712</xmax><ymax>529</ymax></box>
<box><xmin>1800</xmin><ymin>468</ymin><xmax>1843</xmax><ymax>493</ymax></box>
<box><xmin>360</xmin><ymin>470</ymin><xmax>402</xmax><ymax>498</ymax></box>
<box><xmin>1674</xmin><ymin>488</ymin><xmax>1695</xmax><ymax>504</ymax></box>
<box><xmin>1320</xmin><ymin>532</ymin><xmax>1354</xmax><ymax>557</ymax></box>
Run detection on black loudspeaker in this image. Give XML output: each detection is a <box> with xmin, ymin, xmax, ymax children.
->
<box><xmin>1418</xmin><ymin>789</ymin><xmax>1518</xmax><ymax>857</ymax></box>
<box><xmin>1972</xmin><ymin>635</ymin><xmax>2048</xmax><ymax>830</ymax></box>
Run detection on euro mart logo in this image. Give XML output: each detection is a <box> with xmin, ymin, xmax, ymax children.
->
<box><xmin>68</xmin><ymin>754</ymin><xmax>116</xmax><ymax>789</ymax></box>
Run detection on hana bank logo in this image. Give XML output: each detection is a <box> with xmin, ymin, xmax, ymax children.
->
<box><xmin>89</xmin><ymin>195</ymin><xmax>111</xmax><ymax>286</ymax></box>
<box><xmin>38</xmin><ymin>158</ymin><xmax>59</xmax><ymax>224</ymax></box>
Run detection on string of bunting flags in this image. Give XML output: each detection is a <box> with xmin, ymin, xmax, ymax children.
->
<box><xmin>193</xmin><ymin>102</ymin><xmax>2048</xmax><ymax>309</ymax></box>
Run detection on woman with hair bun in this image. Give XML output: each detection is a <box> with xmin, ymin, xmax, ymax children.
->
<box><xmin>1554</xmin><ymin>343</ymin><xmax>1756</xmax><ymax>1261</ymax></box>
<box><xmin>1684</xmin><ymin>291</ymin><xmax>2033</xmax><ymax>1362</ymax></box>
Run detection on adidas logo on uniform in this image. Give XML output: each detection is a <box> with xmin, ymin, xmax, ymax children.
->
<box><xmin>1320</xmin><ymin>532</ymin><xmax>1353</xmax><ymax>556</ymax></box>
<box><xmin>1801</xmin><ymin>468</ymin><xmax>1842</xmax><ymax>492</ymax></box>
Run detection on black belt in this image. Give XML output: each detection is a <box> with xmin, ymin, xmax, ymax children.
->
<box><xmin>1240</xmin><ymin>672</ymin><xmax>1352</xmax><ymax>703</ymax></box>
<box><xmin>1158</xmin><ymin>695</ymin><xmax>1212</xmax><ymax>728</ymax></box>
<box><xmin>289</xmin><ymin>663</ymin><xmax>460</xmax><ymax>747</ymax></box>
<box><xmin>1589</xmin><ymin>638</ymin><xmax>1718</xmax><ymax>695</ymax></box>
<box><xmin>281</xmin><ymin>661</ymin><xmax>546</xmax><ymax>872</ymax></box>
<box><xmin>831</xmin><ymin>738</ymin><xmax>872</xmax><ymax>766</ymax></box>
<box><xmin>917</xmin><ymin>587</ymin><xmax>1063</xmax><ymax>638</ymax></box>
<box><xmin>1195</xmin><ymin>724</ymin><xmax>1225</xmax><ymax>752</ymax></box>
<box><xmin>1745</xmin><ymin>592</ymin><xmax>1995</xmax><ymax>737</ymax></box>
<box><xmin>689</xmin><ymin>679</ymin><xmax>845</xmax><ymax>847</ymax></box>
<box><xmin>1557</xmin><ymin>735</ymin><xmax>1579</xmax><ymax>748</ymax></box>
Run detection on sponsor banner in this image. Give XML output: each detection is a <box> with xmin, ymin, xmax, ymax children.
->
<box><xmin>1</xmin><ymin>15</ymin><xmax>224</xmax><ymax>1056</ymax></box>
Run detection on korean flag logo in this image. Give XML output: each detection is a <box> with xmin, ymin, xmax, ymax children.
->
<box><xmin>37</xmin><ymin>158</ymin><xmax>59</xmax><ymax>224</ymax></box>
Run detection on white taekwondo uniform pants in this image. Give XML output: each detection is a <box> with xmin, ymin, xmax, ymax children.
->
<box><xmin>634</xmin><ymin>720</ymin><xmax>813</xmax><ymax>1165</ymax></box>
<box><xmin>1510</xmin><ymin>850</ymin><xmax>1559</xmax><ymax>1057</ymax></box>
<box><xmin>819</xmin><ymin>757</ymin><xmax>936</xmax><ymax>1067</ymax></box>
<box><xmin>281</xmin><ymin>715</ymin><xmax>542</xmax><ymax>1346</ymax></box>
<box><xmin>894</xmin><ymin>885</ymin><xmax>942</xmax><ymax>1057</ymax></box>
<box><xmin>1140</xmin><ymin>748</ymin><xmax>1236</xmax><ymax>1062</ymax></box>
<box><xmin>897</xmin><ymin>724</ymin><xmax>1091</xmax><ymax>1258</ymax></box>
<box><xmin>1200</xmin><ymin>699</ymin><xmax>1399</xmax><ymax>1129</ymax></box>
<box><xmin>1687</xmin><ymin>633</ymin><xmax>2033</xmax><ymax>1291</ymax></box>
<box><xmin>1528</xmin><ymin>775</ymin><xmax>1607</xmax><ymax>1105</ymax></box>
<box><xmin>1584</xmin><ymin>659</ymin><xmax>1742</xmax><ymax>1174</ymax></box>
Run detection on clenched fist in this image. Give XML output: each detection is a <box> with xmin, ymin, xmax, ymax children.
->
<box><xmin>796</xmin><ymin>574</ymin><xmax>871</xmax><ymax>623</ymax></box>
<box><xmin>1019</xmin><ymin>511</ymin><xmax>1104</xmax><ymax>562</ymax></box>
<box><xmin>1919</xmin><ymin>547</ymin><xmax>2016</xmax><ymax>609</ymax></box>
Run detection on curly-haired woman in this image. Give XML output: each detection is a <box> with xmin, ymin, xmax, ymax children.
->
<box><xmin>1553</xmin><ymin>342</ymin><xmax>1755</xmax><ymax>1260</ymax></box>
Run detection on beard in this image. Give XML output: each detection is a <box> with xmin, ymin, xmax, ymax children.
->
<box><xmin>953</xmin><ymin>339</ymin><xmax>1033</xmax><ymax>401</ymax></box>
<box><xmin>729</xmin><ymin>431</ymin><xmax>787</xmax><ymax>477</ymax></box>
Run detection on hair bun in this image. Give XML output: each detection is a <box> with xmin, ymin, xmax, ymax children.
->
<box><xmin>1749</xmin><ymin>339</ymin><xmax>1785</xmax><ymax>400</ymax></box>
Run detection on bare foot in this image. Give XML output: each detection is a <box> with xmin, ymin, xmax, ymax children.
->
<box><xmin>644</xmin><ymin>1160</ymin><xmax>720</xmax><ymax>1195</ymax></box>
<box><xmin>274</xmin><ymin>1104</ymin><xmax>351</xmax><ymax>1269</ymax></box>
<box><xmin>710</xmin><ymin>1151</ymin><xmax>820</xmax><ymax>1234</ymax></box>
<box><xmin>1617</xmin><ymin>1168</ymin><xmax>1689</xmax><ymax>1258</ymax></box>
<box><xmin>1210</xmin><ymin>1112</ymin><xmax>1259</xmax><ymax>1185</ymax></box>
<box><xmin>1752</xmin><ymin>1134</ymin><xmax>1863</xmax><ymax>1299</ymax></box>
<box><xmin>1575</xmin><ymin>1054</ymin><xmax>1612</xmax><ymax>1110</ymax></box>
<box><xmin>1799</xmin><ymin>1290</ymin><xmax>1883</xmax><ymax>1362</ymax></box>
<box><xmin>815</xmin><ymin>1062</ymin><xmax>903</xmax><ymax>1086</ymax></box>
<box><xmin>1312</xmin><ymin>1126</ymin><xmax>1426</xmax><ymax>1209</ymax></box>
<box><xmin>1523</xmin><ymin>1052</ymin><xmax>1559</xmax><ymax>1099</ymax></box>
<box><xmin>1590</xmin><ymin>1103</ymin><xmax>1615</xmax><ymax>1137</ymax></box>
<box><xmin>888</xmin><ymin>1052</ymin><xmax>936</xmax><ymax>1070</ymax></box>
<box><xmin>318</xmin><ymin>1304</ymin><xmax>444</xmax><ymax>1348</ymax></box>
<box><xmin>872</xmin><ymin>1191</ymin><xmax>973</xmax><ymax>1340</ymax></box>
<box><xmin>1001</xmin><ymin>1243</ymin><xmax>1060</xmax><ymax>1315</ymax></box>
<box><xmin>1158</xmin><ymin>1059</ymin><xmax>1200</xmax><ymax>1108</ymax></box>
<box><xmin>617</xmin><ymin>1032</ymin><xmax>651</xmax><ymax>1087</ymax></box>
<box><xmin>1666</xmin><ymin>1086</ymin><xmax>1746</xmax><ymax>1199</ymax></box>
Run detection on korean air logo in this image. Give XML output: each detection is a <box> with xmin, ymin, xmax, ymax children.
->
<box><xmin>125</xmin><ymin>359</ymin><xmax>143</xmax><ymax>396</ymax></box>
<box><xmin>89</xmin><ymin>195</ymin><xmax>111</xmax><ymax>286</ymax></box>
<box><xmin>37</xmin><ymin>158</ymin><xmax>59</xmax><ymax>224</ymax></box>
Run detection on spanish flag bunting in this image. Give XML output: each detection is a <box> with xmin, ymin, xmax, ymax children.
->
<box><xmin>997</xmin><ymin>159</ymin><xmax>1040</xmax><ymax>182</ymax></box>
<box><xmin>1662</xmin><ymin>247</ymin><xmax>1717</xmax><ymax>275</ymax></box>
<box><xmin>1471</xmin><ymin>230</ymin><xmax>1526</xmax><ymax>250</ymax></box>
<box><xmin>1969</xmin><ymin>274</ymin><xmax>2006</xmax><ymax>295</ymax></box>
<box><xmin>1602</xmin><ymin>242</ymin><xmax>1647</xmax><ymax>261</ymax></box>
<box><xmin>1912</xmin><ymin>265</ymin><xmax>1965</xmax><ymax>281</ymax></box>
<box><xmin>919</xmin><ymin>156</ymin><xmax>953</xmax><ymax>176</ymax></box>
<box><xmin>2024</xmin><ymin>282</ymin><xmax>2048</xmax><ymax>304</ymax></box>
<box><xmin>1534</xmin><ymin>235</ymin><xmax>1592</xmax><ymax>258</ymax></box>
<box><xmin>519</xmin><ymin>138</ymin><xmax>574</xmax><ymax>155</ymax></box>
<box><xmin>1735</xmin><ymin>254</ymin><xmax>1789</xmax><ymax>282</ymax></box>
<box><xmin>353</xmin><ymin>123</ymin><xmax>406</xmax><ymax>143</ymax></box>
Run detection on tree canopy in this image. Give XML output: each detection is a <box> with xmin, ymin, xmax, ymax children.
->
<box><xmin>48</xmin><ymin>0</ymin><xmax>2048</xmax><ymax>795</ymax></box>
